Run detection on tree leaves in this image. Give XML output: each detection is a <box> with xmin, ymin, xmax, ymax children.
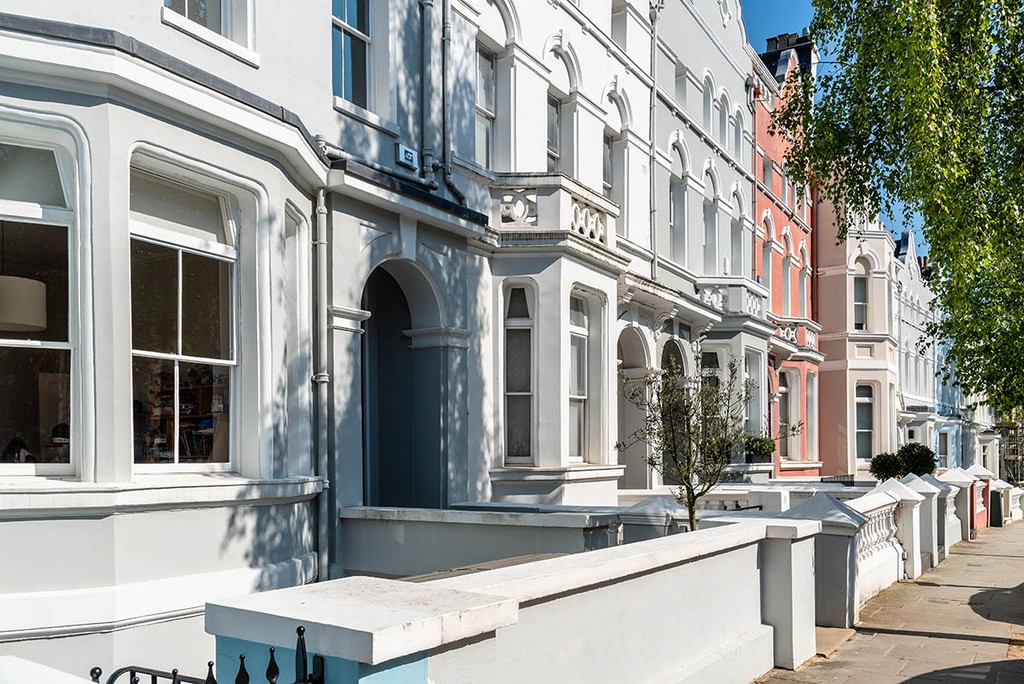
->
<box><xmin>776</xmin><ymin>0</ymin><xmax>1024</xmax><ymax>412</ymax></box>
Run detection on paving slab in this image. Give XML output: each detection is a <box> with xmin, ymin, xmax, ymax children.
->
<box><xmin>759</xmin><ymin>520</ymin><xmax>1024</xmax><ymax>683</ymax></box>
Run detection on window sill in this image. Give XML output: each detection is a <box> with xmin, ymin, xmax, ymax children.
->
<box><xmin>333</xmin><ymin>97</ymin><xmax>400</xmax><ymax>137</ymax></box>
<box><xmin>0</xmin><ymin>474</ymin><xmax>323</xmax><ymax>518</ymax></box>
<box><xmin>160</xmin><ymin>6</ymin><xmax>260</xmax><ymax>68</ymax></box>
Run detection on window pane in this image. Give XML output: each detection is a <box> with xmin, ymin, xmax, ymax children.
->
<box><xmin>856</xmin><ymin>385</ymin><xmax>873</xmax><ymax>399</ymax></box>
<box><xmin>547</xmin><ymin>98</ymin><xmax>560</xmax><ymax>155</ymax></box>
<box><xmin>570</xmin><ymin>333</ymin><xmax>587</xmax><ymax>395</ymax></box>
<box><xmin>701</xmin><ymin>352</ymin><xmax>720</xmax><ymax>369</ymax></box>
<box><xmin>569</xmin><ymin>398</ymin><xmax>585</xmax><ymax>458</ymax></box>
<box><xmin>181</xmin><ymin>252</ymin><xmax>232</xmax><ymax>360</ymax></box>
<box><xmin>0</xmin><ymin>221</ymin><xmax>68</xmax><ymax>342</ymax></box>
<box><xmin>130</xmin><ymin>171</ymin><xmax>227</xmax><ymax>246</ymax></box>
<box><xmin>186</xmin><ymin>0</ymin><xmax>221</xmax><ymax>33</ymax></box>
<box><xmin>345</xmin><ymin>34</ymin><xmax>369</xmax><ymax>108</ymax></box>
<box><xmin>505</xmin><ymin>329</ymin><xmax>531</xmax><ymax>393</ymax></box>
<box><xmin>854</xmin><ymin>277</ymin><xmax>867</xmax><ymax>304</ymax></box>
<box><xmin>603</xmin><ymin>136</ymin><xmax>613</xmax><ymax>191</ymax></box>
<box><xmin>856</xmin><ymin>432</ymin><xmax>872</xmax><ymax>459</ymax></box>
<box><xmin>0</xmin><ymin>144</ymin><xmax>67</xmax><ymax>207</ymax></box>
<box><xmin>331</xmin><ymin>25</ymin><xmax>344</xmax><ymax>98</ymax></box>
<box><xmin>0</xmin><ymin>347</ymin><xmax>71</xmax><ymax>463</ymax></box>
<box><xmin>347</xmin><ymin>0</ymin><xmax>369</xmax><ymax>33</ymax></box>
<box><xmin>507</xmin><ymin>288</ymin><xmax>530</xmax><ymax>319</ymax></box>
<box><xmin>166</xmin><ymin>0</ymin><xmax>187</xmax><ymax>18</ymax></box>
<box><xmin>475</xmin><ymin>113</ymin><xmax>491</xmax><ymax>168</ymax></box>
<box><xmin>506</xmin><ymin>395</ymin><xmax>531</xmax><ymax>460</ymax></box>
<box><xmin>133</xmin><ymin>357</ymin><xmax>176</xmax><ymax>464</ymax></box>
<box><xmin>856</xmin><ymin>402</ymin><xmax>873</xmax><ymax>430</ymax></box>
<box><xmin>569</xmin><ymin>296</ymin><xmax>588</xmax><ymax>328</ymax></box>
<box><xmin>178</xmin><ymin>362</ymin><xmax>231</xmax><ymax>463</ymax></box>
<box><xmin>131</xmin><ymin>241</ymin><xmax>178</xmax><ymax>354</ymax></box>
<box><xmin>477</xmin><ymin>51</ymin><xmax>495</xmax><ymax>111</ymax></box>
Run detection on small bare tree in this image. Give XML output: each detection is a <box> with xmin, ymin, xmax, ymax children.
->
<box><xmin>617</xmin><ymin>345</ymin><xmax>754</xmax><ymax>531</ymax></box>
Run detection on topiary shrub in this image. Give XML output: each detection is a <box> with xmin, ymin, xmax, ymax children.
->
<box><xmin>869</xmin><ymin>451</ymin><xmax>904</xmax><ymax>481</ymax></box>
<box><xmin>899</xmin><ymin>441</ymin><xmax>937</xmax><ymax>476</ymax></box>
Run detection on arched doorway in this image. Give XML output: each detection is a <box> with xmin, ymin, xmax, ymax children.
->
<box><xmin>617</xmin><ymin>327</ymin><xmax>650</xmax><ymax>490</ymax></box>
<box><xmin>361</xmin><ymin>262</ymin><xmax>444</xmax><ymax>508</ymax></box>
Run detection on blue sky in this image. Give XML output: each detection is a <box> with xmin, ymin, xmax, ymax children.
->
<box><xmin>739</xmin><ymin>0</ymin><xmax>928</xmax><ymax>252</ymax></box>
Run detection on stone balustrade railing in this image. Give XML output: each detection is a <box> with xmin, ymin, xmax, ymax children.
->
<box><xmin>695</xmin><ymin>277</ymin><xmax>768</xmax><ymax>320</ymax></box>
<box><xmin>852</xmin><ymin>498</ymin><xmax>899</xmax><ymax>566</ymax></box>
<box><xmin>773</xmin><ymin>318</ymin><xmax>821</xmax><ymax>351</ymax></box>
<box><xmin>491</xmin><ymin>173</ymin><xmax>618</xmax><ymax>250</ymax></box>
<box><xmin>1011</xmin><ymin>488</ymin><xmax>1023</xmax><ymax>520</ymax></box>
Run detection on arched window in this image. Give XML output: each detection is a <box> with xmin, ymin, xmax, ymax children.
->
<box><xmin>504</xmin><ymin>285</ymin><xmax>534</xmax><ymax>464</ymax></box>
<box><xmin>798</xmin><ymin>268</ymin><xmax>809</xmax><ymax>318</ymax></box>
<box><xmin>729</xmin><ymin>200</ymin><xmax>743</xmax><ymax>277</ymax></box>
<box><xmin>703</xmin><ymin>174</ymin><xmax>718</xmax><ymax>273</ymax></box>
<box><xmin>781</xmin><ymin>236</ymin><xmax>793</xmax><ymax>316</ymax></box>
<box><xmin>761</xmin><ymin>225</ymin><xmax>773</xmax><ymax>294</ymax></box>
<box><xmin>702</xmin><ymin>76</ymin><xmax>714</xmax><ymax>131</ymax></box>
<box><xmin>718</xmin><ymin>94</ymin><xmax>729</xmax><ymax>146</ymax></box>
<box><xmin>733</xmin><ymin>110</ymin><xmax>744</xmax><ymax>159</ymax></box>
<box><xmin>853</xmin><ymin>258</ymin><xmax>870</xmax><ymax>330</ymax></box>
<box><xmin>669</xmin><ymin>175</ymin><xmax>686</xmax><ymax>266</ymax></box>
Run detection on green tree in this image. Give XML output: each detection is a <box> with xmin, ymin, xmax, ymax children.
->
<box><xmin>617</xmin><ymin>343</ymin><xmax>756</xmax><ymax>531</ymax></box>
<box><xmin>774</xmin><ymin>1</ymin><xmax>1024</xmax><ymax>412</ymax></box>
<box><xmin>869</xmin><ymin>452</ymin><xmax>904</xmax><ymax>481</ymax></box>
<box><xmin>898</xmin><ymin>441</ymin><xmax>938</xmax><ymax>476</ymax></box>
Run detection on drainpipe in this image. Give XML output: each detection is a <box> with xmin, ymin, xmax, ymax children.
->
<box><xmin>440</xmin><ymin>0</ymin><xmax>466</xmax><ymax>205</ymax></box>
<box><xmin>420</xmin><ymin>0</ymin><xmax>437</xmax><ymax>185</ymax></box>
<box><xmin>313</xmin><ymin>188</ymin><xmax>331</xmax><ymax>580</ymax></box>
<box><xmin>648</xmin><ymin>1</ymin><xmax>663</xmax><ymax>280</ymax></box>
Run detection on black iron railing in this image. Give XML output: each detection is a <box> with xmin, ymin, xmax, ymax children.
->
<box><xmin>90</xmin><ymin>626</ymin><xmax>325</xmax><ymax>684</ymax></box>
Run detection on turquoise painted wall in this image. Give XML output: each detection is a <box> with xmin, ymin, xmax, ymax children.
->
<box><xmin>215</xmin><ymin>637</ymin><xmax>426</xmax><ymax>684</ymax></box>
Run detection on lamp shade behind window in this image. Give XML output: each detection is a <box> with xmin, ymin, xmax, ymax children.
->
<box><xmin>0</xmin><ymin>275</ymin><xmax>46</xmax><ymax>331</ymax></box>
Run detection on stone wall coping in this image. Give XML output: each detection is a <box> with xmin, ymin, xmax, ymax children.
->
<box><xmin>847</xmin><ymin>491</ymin><xmax>900</xmax><ymax>514</ymax></box>
<box><xmin>430</xmin><ymin>520</ymin><xmax>815</xmax><ymax>604</ymax></box>
<box><xmin>206</xmin><ymin>576</ymin><xmax>519</xmax><ymax>666</ymax></box>
<box><xmin>921</xmin><ymin>474</ymin><xmax>957</xmax><ymax>496</ymax></box>
<box><xmin>966</xmin><ymin>463</ymin><xmax>996</xmax><ymax>480</ymax></box>
<box><xmin>871</xmin><ymin>479</ymin><xmax>926</xmax><ymax>503</ymax></box>
<box><xmin>938</xmin><ymin>469</ymin><xmax>977</xmax><ymax>486</ymax></box>
<box><xmin>901</xmin><ymin>474</ymin><xmax>941</xmax><ymax>496</ymax></box>
<box><xmin>340</xmin><ymin>505</ymin><xmax>620</xmax><ymax>528</ymax></box>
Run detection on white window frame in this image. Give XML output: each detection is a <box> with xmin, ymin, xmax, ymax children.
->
<box><xmin>129</xmin><ymin>171</ymin><xmax>239</xmax><ymax>473</ymax></box>
<box><xmin>855</xmin><ymin>384</ymin><xmax>874</xmax><ymax>460</ymax></box>
<box><xmin>0</xmin><ymin>134</ymin><xmax>79</xmax><ymax>478</ymax></box>
<box><xmin>332</xmin><ymin>0</ymin><xmax>373</xmax><ymax>110</ymax></box>
<box><xmin>853</xmin><ymin>275</ymin><xmax>869</xmax><ymax>331</ymax></box>
<box><xmin>602</xmin><ymin>132</ymin><xmax>614</xmax><ymax>198</ymax></box>
<box><xmin>503</xmin><ymin>284</ymin><xmax>535</xmax><ymax>465</ymax></box>
<box><xmin>568</xmin><ymin>294</ymin><xmax>589</xmax><ymax>463</ymax></box>
<box><xmin>669</xmin><ymin>176</ymin><xmax>687</xmax><ymax>266</ymax></box>
<box><xmin>778</xmin><ymin>372</ymin><xmax>791</xmax><ymax>460</ymax></box>
<box><xmin>547</xmin><ymin>94</ymin><xmax>562</xmax><ymax>173</ymax></box>
<box><xmin>475</xmin><ymin>46</ymin><xmax>496</xmax><ymax>168</ymax></box>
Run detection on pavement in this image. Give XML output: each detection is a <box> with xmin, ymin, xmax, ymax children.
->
<box><xmin>758</xmin><ymin>519</ymin><xmax>1024</xmax><ymax>683</ymax></box>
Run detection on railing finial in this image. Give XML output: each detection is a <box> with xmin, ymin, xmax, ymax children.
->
<box><xmin>204</xmin><ymin>660</ymin><xmax>217</xmax><ymax>684</ymax></box>
<box><xmin>235</xmin><ymin>654</ymin><xmax>250</xmax><ymax>684</ymax></box>
<box><xmin>266</xmin><ymin>647</ymin><xmax>279</xmax><ymax>684</ymax></box>
<box><xmin>90</xmin><ymin>667</ymin><xmax>102</xmax><ymax>683</ymax></box>
<box><xmin>295</xmin><ymin>626</ymin><xmax>308</xmax><ymax>682</ymax></box>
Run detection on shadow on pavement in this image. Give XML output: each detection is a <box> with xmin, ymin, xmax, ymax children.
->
<box><xmin>969</xmin><ymin>581</ymin><xmax>1024</xmax><ymax>623</ymax></box>
<box><xmin>902</xmin><ymin>659</ymin><xmax>1024</xmax><ymax>682</ymax></box>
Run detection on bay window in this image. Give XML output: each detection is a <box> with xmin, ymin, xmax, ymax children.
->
<box><xmin>0</xmin><ymin>140</ymin><xmax>75</xmax><ymax>475</ymax></box>
<box><xmin>569</xmin><ymin>295</ymin><xmax>588</xmax><ymax>462</ymax></box>
<box><xmin>855</xmin><ymin>384</ymin><xmax>874</xmax><ymax>460</ymax></box>
<box><xmin>130</xmin><ymin>170</ymin><xmax>236</xmax><ymax>468</ymax></box>
<box><xmin>504</xmin><ymin>286</ymin><xmax>534</xmax><ymax>464</ymax></box>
